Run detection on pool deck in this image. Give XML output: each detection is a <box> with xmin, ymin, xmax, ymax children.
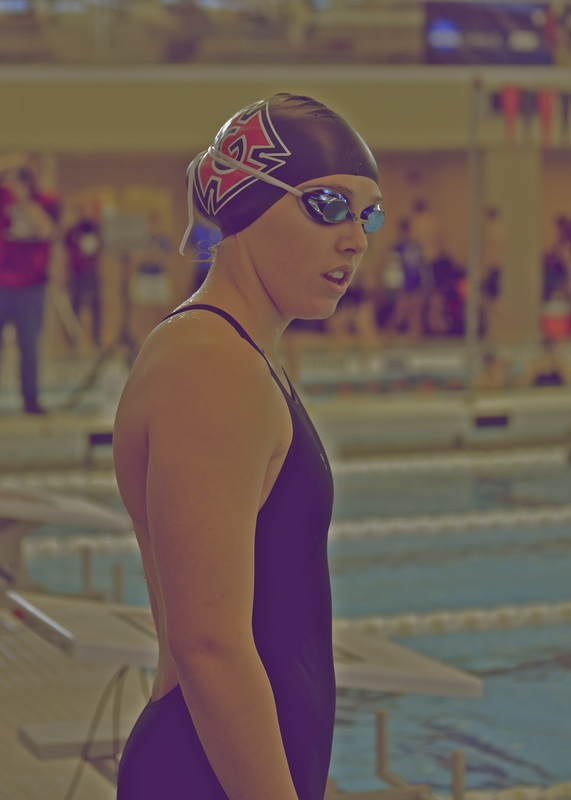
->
<box><xmin>1</xmin><ymin>383</ymin><xmax>571</xmax><ymax>472</ymax></box>
<box><xmin>1</xmin><ymin>337</ymin><xmax>571</xmax><ymax>465</ymax></box>
<box><xmin>0</xmin><ymin>607</ymin><xmax>144</xmax><ymax>800</ymax></box>
<box><xmin>0</xmin><ymin>410</ymin><xmax>116</xmax><ymax>471</ymax></box>
<box><xmin>0</xmin><ymin>589</ymin><xmax>482</xmax><ymax>800</ymax></box>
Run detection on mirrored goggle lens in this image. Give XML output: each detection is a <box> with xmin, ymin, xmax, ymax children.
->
<box><xmin>362</xmin><ymin>206</ymin><xmax>386</xmax><ymax>234</ymax></box>
<box><xmin>304</xmin><ymin>192</ymin><xmax>349</xmax><ymax>224</ymax></box>
<box><xmin>321</xmin><ymin>197</ymin><xmax>350</xmax><ymax>223</ymax></box>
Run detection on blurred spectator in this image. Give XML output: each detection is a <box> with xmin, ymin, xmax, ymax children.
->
<box><xmin>425</xmin><ymin>253</ymin><xmax>465</xmax><ymax>337</ymax></box>
<box><xmin>474</xmin><ymin>348</ymin><xmax>509</xmax><ymax>391</ymax></box>
<box><xmin>409</xmin><ymin>197</ymin><xmax>445</xmax><ymax>278</ymax></box>
<box><xmin>64</xmin><ymin>198</ymin><xmax>103</xmax><ymax>348</ymax></box>
<box><xmin>480</xmin><ymin>207</ymin><xmax>516</xmax><ymax>343</ymax></box>
<box><xmin>480</xmin><ymin>206</ymin><xmax>505</xmax><ymax>335</ymax></box>
<box><xmin>410</xmin><ymin>198</ymin><xmax>458</xmax><ymax>336</ymax></box>
<box><xmin>541</xmin><ymin>288</ymin><xmax>571</xmax><ymax>341</ymax></box>
<box><xmin>0</xmin><ymin>156</ymin><xmax>59</xmax><ymax>414</ymax></box>
<box><xmin>377</xmin><ymin>237</ymin><xmax>403</xmax><ymax>330</ymax></box>
<box><xmin>129</xmin><ymin>211</ymin><xmax>174</xmax><ymax>345</ymax></box>
<box><xmin>540</xmin><ymin>214</ymin><xmax>571</xmax><ymax>341</ymax></box>
<box><xmin>130</xmin><ymin>211</ymin><xmax>173</xmax><ymax>307</ymax></box>
<box><xmin>483</xmin><ymin>206</ymin><xmax>506</xmax><ymax>276</ymax></box>
<box><xmin>519</xmin><ymin>336</ymin><xmax>571</xmax><ymax>387</ymax></box>
<box><xmin>542</xmin><ymin>214</ymin><xmax>571</xmax><ymax>303</ymax></box>
<box><xmin>480</xmin><ymin>263</ymin><xmax>501</xmax><ymax>309</ymax></box>
<box><xmin>383</xmin><ymin>217</ymin><xmax>426</xmax><ymax>339</ymax></box>
<box><xmin>350</xmin><ymin>252</ymin><xmax>382</xmax><ymax>344</ymax></box>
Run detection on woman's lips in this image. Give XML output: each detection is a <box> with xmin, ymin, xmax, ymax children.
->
<box><xmin>323</xmin><ymin>268</ymin><xmax>351</xmax><ymax>287</ymax></box>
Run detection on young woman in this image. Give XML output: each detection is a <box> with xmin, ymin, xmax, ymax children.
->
<box><xmin>113</xmin><ymin>93</ymin><xmax>385</xmax><ymax>800</ymax></box>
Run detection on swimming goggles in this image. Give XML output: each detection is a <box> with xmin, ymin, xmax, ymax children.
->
<box><xmin>300</xmin><ymin>187</ymin><xmax>385</xmax><ymax>234</ymax></box>
<box><xmin>180</xmin><ymin>146</ymin><xmax>384</xmax><ymax>254</ymax></box>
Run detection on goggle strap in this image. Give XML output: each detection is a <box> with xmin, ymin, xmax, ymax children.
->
<box><xmin>206</xmin><ymin>146</ymin><xmax>304</xmax><ymax>198</ymax></box>
<box><xmin>179</xmin><ymin>150</ymin><xmax>206</xmax><ymax>255</ymax></box>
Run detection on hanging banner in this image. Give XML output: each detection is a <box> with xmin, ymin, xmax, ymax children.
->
<box><xmin>425</xmin><ymin>2</ymin><xmax>555</xmax><ymax>65</ymax></box>
<box><xmin>500</xmin><ymin>86</ymin><xmax>522</xmax><ymax>143</ymax></box>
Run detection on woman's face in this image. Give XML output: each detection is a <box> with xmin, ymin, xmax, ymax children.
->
<box><xmin>242</xmin><ymin>173</ymin><xmax>383</xmax><ymax>322</ymax></box>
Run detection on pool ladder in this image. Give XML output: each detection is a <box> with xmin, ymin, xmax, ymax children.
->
<box><xmin>325</xmin><ymin>709</ymin><xmax>465</xmax><ymax>800</ymax></box>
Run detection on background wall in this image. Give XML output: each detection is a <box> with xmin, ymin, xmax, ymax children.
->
<box><xmin>0</xmin><ymin>66</ymin><xmax>473</xmax><ymax>153</ymax></box>
<box><xmin>3</xmin><ymin>65</ymin><xmax>571</xmax><ymax>347</ymax></box>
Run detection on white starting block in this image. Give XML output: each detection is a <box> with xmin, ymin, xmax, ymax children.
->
<box><xmin>6</xmin><ymin>590</ymin><xmax>482</xmax><ymax>698</ymax></box>
<box><xmin>0</xmin><ymin>488</ymin><xmax>132</xmax><ymax>593</ymax></box>
<box><xmin>6</xmin><ymin>591</ymin><xmax>482</xmax><ymax>799</ymax></box>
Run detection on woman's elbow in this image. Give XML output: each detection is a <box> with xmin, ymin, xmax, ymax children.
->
<box><xmin>167</xmin><ymin>629</ymin><xmax>254</xmax><ymax>675</ymax></box>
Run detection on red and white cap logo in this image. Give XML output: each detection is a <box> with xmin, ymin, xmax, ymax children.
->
<box><xmin>194</xmin><ymin>101</ymin><xmax>291</xmax><ymax>217</ymax></box>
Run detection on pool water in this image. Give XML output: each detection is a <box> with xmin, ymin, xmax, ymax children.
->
<box><xmin>24</xmin><ymin>464</ymin><xmax>571</xmax><ymax>794</ymax></box>
<box><xmin>334</xmin><ymin>624</ymin><xmax>571</xmax><ymax>794</ymax></box>
<box><xmin>332</xmin><ymin>465</ymin><xmax>571</xmax><ymax>521</ymax></box>
<box><xmin>330</xmin><ymin>523</ymin><xmax>571</xmax><ymax>618</ymax></box>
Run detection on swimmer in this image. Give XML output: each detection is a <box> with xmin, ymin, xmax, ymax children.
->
<box><xmin>113</xmin><ymin>93</ymin><xmax>385</xmax><ymax>800</ymax></box>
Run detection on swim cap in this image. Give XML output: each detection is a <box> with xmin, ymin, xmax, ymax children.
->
<box><xmin>180</xmin><ymin>93</ymin><xmax>378</xmax><ymax>249</ymax></box>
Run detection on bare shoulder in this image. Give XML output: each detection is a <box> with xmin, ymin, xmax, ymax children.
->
<box><xmin>114</xmin><ymin>306</ymin><xmax>292</xmax><ymax>534</ymax></box>
<box><xmin>128</xmin><ymin>309</ymin><xmax>276</xmax><ymax>409</ymax></box>
<box><xmin>114</xmin><ymin>308</ymin><xmax>289</xmax><ymax>459</ymax></box>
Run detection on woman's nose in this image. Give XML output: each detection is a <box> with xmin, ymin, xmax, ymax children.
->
<box><xmin>339</xmin><ymin>221</ymin><xmax>368</xmax><ymax>255</ymax></box>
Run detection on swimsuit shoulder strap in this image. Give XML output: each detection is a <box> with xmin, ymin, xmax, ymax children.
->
<box><xmin>163</xmin><ymin>303</ymin><xmax>297</xmax><ymax>403</ymax></box>
<box><xmin>163</xmin><ymin>303</ymin><xmax>265</xmax><ymax>358</ymax></box>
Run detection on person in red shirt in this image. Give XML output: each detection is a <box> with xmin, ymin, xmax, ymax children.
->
<box><xmin>0</xmin><ymin>161</ymin><xmax>59</xmax><ymax>414</ymax></box>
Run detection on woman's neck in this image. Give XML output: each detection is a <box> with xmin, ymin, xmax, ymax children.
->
<box><xmin>191</xmin><ymin>248</ymin><xmax>289</xmax><ymax>363</ymax></box>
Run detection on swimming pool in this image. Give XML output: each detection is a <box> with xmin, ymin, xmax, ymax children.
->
<box><xmin>18</xmin><ymin>454</ymin><xmax>571</xmax><ymax>795</ymax></box>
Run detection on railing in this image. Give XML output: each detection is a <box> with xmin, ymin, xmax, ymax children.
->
<box><xmin>1</xmin><ymin>0</ymin><xmax>570</xmax><ymax>67</ymax></box>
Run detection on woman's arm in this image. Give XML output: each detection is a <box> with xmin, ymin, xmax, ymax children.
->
<box><xmin>144</xmin><ymin>323</ymin><xmax>298</xmax><ymax>800</ymax></box>
<box><xmin>25</xmin><ymin>198</ymin><xmax>57</xmax><ymax>240</ymax></box>
<box><xmin>5</xmin><ymin>174</ymin><xmax>58</xmax><ymax>240</ymax></box>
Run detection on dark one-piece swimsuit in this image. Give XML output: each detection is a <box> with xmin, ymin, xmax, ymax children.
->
<box><xmin>117</xmin><ymin>304</ymin><xmax>336</xmax><ymax>800</ymax></box>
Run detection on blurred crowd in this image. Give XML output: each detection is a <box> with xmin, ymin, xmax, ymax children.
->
<box><xmin>297</xmin><ymin>198</ymin><xmax>495</xmax><ymax>345</ymax></box>
<box><xmin>292</xmin><ymin>200</ymin><xmax>571</xmax><ymax>353</ymax></box>
<box><xmin>2</xmin><ymin>153</ymin><xmax>571</xmax><ymax>413</ymax></box>
<box><xmin>0</xmin><ymin>154</ymin><xmax>194</xmax><ymax>413</ymax></box>
<box><xmin>541</xmin><ymin>213</ymin><xmax>571</xmax><ymax>338</ymax></box>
